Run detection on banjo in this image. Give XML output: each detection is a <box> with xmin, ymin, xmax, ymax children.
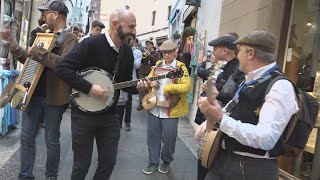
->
<box><xmin>197</xmin><ymin>61</ymin><xmax>226</xmax><ymax>168</ymax></box>
<box><xmin>70</xmin><ymin>67</ymin><xmax>183</xmax><ymax>113</ymax></box>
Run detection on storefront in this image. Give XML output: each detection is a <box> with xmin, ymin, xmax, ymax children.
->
<box><xmin>216</xmin><ymin>0</ymin><xmax>320</xmax><ymax>179</ymax></box>
<box><xmin>272</xmin><ymin>0</ymin><xmax>320</xmax><ymax>179</ymax></box>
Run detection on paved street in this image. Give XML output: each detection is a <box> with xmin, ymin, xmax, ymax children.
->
<box><xmin>0</xmin><ymin>96</ymin><xmax>198</xmax><ymax>180</ymax></box>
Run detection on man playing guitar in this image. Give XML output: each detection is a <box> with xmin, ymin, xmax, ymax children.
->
<box><xmin>195</xmin><ymin>36</ymin><xmax>244</xmax><ymax>180</ymax></box>
<box><xmin>137</xmin><ymin>40</ymin><xmax>191</xmax><ymax>175</ymax></box>
<box><xmin>198</xmin><ymin>31</ymin><xmax>299</xmax><ymax>180</ymax></box>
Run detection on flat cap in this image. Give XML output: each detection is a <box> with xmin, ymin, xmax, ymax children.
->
<box><xmin>91</xmin><ymin>20</ymin><xmax>105</xmax><ymax>29</ymax></box>
<box><xmin>38</xmin><ymin>0</ymin><xmax>69</xmax><ymax>17</ymax></box>
<box><xmin>159</xmin><ymin>40</ymin><xmax>176</xmax><ymax>51</ymax></box>
<box><xmin>145</xmin><ymin>40</ymin><xmax>154</xmax><ymax>46</ymax></box>
<box><xmin>236</xmin><ymin>31</ymin><xmax>276</xmax><ymax>53</ymax></box>
<box><xmin>208</xmin><ymin>36</ymin><xmax>237</xmax><ymax>50</ymax></box>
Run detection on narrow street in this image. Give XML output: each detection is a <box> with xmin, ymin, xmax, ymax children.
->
<box><xmin>0</xmin><ymin>95</ymin><xmax>198</xmax><ymax>180</ymax></box>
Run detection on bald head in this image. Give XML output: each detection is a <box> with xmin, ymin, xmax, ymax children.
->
<box><xmin>108</xmin><ymin>9</ymin><xmax>137</xmax><ymax>47</ymax></box>
<box><xmin>109</xmin><ymin>9</ymin><xmax>135</xmax><ymax>27</ymax></box>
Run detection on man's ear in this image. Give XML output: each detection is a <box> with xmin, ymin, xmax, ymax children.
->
<box><xmin>248</xmin><ymin>48</ymin><xmax>255</xmax><ymax>59</ymax></box>
<box><xmin>53</xmin><ymin>11</ymin><xmax>59</xmax><ymax>20</ymax></box>
<box><xmin>111</xmin><ymin>21</ymin><xmax>118</xmax><ymax>29</ymax></box>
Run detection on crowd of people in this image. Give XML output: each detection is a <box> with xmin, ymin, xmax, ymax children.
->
<box><xmin>0</xmin><ymin>0</ymin><xmax>302</xmax><ymax>180</ymax></box>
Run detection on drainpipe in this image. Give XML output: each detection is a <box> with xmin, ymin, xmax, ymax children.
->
<box><xmin>25</xmin><ymin>0</ymin><xmax>33</xmax><ymax>50</ymax></box>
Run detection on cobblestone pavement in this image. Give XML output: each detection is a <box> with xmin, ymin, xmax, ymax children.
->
<box><xmin>0</xmin><ymin>96</ymin><xmax>198</xmax><ymax>180</ymax></box>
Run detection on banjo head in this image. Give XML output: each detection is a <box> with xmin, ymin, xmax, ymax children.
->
<box><xmin>71</xmin><ymin>68</ymin><xmax>115</xmax><ymax>113</ymax></box>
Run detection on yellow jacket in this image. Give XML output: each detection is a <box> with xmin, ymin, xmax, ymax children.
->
<box><xmin>148</xmin><ymin>60</ymin><xmax>191</xmax><ymax>118</ymax></box>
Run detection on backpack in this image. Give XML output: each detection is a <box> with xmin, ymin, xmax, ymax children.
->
<box><xmin>265</xmin><ymin>75</ymin><xmax>319</xmax><ymax>157</ymax></box>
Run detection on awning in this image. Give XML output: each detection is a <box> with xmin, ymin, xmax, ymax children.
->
<box><xmin>169</xmin><ymin>9</ymin><xmax>180</xmax><ymax>24</ymax></box>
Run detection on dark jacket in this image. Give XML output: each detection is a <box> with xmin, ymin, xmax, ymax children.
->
<box><xmin>11</xmin><ymin>31</ymin><xmax>78</xmax><ymax>105</ymax></box>
<box><xmin>196</xmin><ymin>61</ymin><xmax>214</xmax><ymax>81</ymax></box>
<box><xmin>54</xmin><ymin>34</ymin><xmax>137</xmax><ymax>102</ymax></box>
<box><xmin>138</xmin><ymin>50</ymin><xmax>161</xmax><ymax>76</ymax></box>
<box><xmin>29</xmin><ymin>27</ymin><xmax>43</xmax><ymax>47</ymax></box>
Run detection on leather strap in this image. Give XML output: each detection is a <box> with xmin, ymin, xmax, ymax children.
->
<box><xmin>156</xmin><ymin>100</ymin><xmax>170</xmax><ymax>107</ymax></box>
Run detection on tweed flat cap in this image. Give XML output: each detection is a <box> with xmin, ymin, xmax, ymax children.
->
<box><xmin>208</xmin><ymin>36</ymin><xmax>237</xmax><ymax>50</ymax></box>
<box><xmin>236</xmin><ymin>31</ymin><xmax>276</xmax><ymax>53</ymax></box>
<box><xmin>159</xmin><ymin>40</ymin><xmax>176</xmax><ymax>51</ymax></box>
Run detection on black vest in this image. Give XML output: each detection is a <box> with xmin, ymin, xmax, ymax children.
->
<box><xmin>224</xmin><ymin>71</ymin><xmax>285</xmax><ymax>157</ymax></box>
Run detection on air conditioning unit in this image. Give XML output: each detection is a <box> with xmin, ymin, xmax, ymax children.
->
<box><xmin>185</xmin><ymin>0</ymin><xmax>201</xmax><ymax>7</ymax></box>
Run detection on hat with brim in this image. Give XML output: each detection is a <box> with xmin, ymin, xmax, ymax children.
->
<box><xmin>145</xmin><ymin>40</ymin><xmax>154</xmax><ymax>46</ymax></box>
<box><xmin>38</xmin><ymin>0</ymin><xmax>69</xmax><ymax>17</ymax></box>
<box><xmin>159</xmin><ymin>40</ymin><xmax>176</xmax><ymax>51</ymax></box>
<box><xmin>236</xmin><ymin>31</ymin><xmax>276</xmax><ymax>53</ymax></box>
<box><xmin>208</xmin><ymin>36</ymin><xmax>237</xmax><ymax>50</ymax></box>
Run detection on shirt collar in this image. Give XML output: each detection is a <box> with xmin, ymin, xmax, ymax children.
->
<box><xmin>105</xmin><ymin>33</ymin><xmax>119</xmax><ymax>53</ymax></box>
<box><xmin>161</xmin><ymin>59</ymin><xmax>177</xmax><ymax>68</ymax></box>
<box><xmin>245</xmin><ymin>62</ymin><xmax>276</xmax><ymax>82</ymax></box>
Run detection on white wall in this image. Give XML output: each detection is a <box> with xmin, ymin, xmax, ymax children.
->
<box><xmin>100</xmin><ymin>0</ymin><xmax>172</xmax><ymax>46</ymax></box>
<box><xmin>196</xmin><ymin>0</ymin><xmax>222</xmax><ymax>51</ymax></box>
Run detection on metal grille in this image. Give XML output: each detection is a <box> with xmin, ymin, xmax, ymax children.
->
<box><xmin>19</xmin><ymin>60</ymin><xmax>40</xmax><ymax>86</ymax></box>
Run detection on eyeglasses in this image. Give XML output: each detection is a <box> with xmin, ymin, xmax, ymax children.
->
<box><xmin>43</xmin><ymin>11</ymin><xmax>54</xmax><ymax>16</ymax></box>
<box><xmin>161</xmin><ymin>50</ymin><xmax>175</xmax><ymax>55</ymax></box>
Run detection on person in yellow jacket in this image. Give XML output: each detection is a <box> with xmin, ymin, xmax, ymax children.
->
<box><xmin>137</xmin><ymin>40</ymin><xmax>191</xmax><ymax>175</ymax></box>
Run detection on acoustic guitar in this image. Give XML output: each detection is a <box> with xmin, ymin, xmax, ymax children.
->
<box><xmin>197</xmin><ymin>61</ymin><xmax>226</xmax><ymax>168</ymax></box>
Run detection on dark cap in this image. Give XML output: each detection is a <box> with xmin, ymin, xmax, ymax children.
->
<box><xmin>145</xmin><ymin>40</ymin><xmax>154</xmax><ymax>46</ymax></box>
<box><xmin>208</xmin><ymin>36</ymin><xmax>237</xmax><ymax>50</ymax></box>
<box><xmin>38</xmin><ymin>0</ymin><xmax>69</xmax><ymax>17</ymax></box>
<box><xmin>236</xmin><ymin>31</ymin><xmax>276</xmax><ymax>53</ymax></box>
<box><xmin>91</xmin><ymin>20</ymin><xmax>105</xmax><ymax>29</ymax></box>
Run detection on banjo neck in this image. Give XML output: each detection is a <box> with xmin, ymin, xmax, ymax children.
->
<box><xmin>113</xmin><ymin>74</ymin><xmax>168</xmax><ymax>90</ymax></box>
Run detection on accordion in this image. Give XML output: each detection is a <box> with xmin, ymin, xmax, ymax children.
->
<box><xmin>10</xmin><ymin>33</ymin><xmax>57</xmax><ymax>111</ymax></box>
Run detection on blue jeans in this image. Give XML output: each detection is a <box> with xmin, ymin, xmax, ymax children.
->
<box><xmin>18</xmin><ymin>99</ymin><xmax>68</xmax><ymax>179</ymax></box>
<box><xmin>19</xmin><ymin>96</ymin><xmax>46</xmax><ymax>179</ymax></box>
<box><xmin>44</xmin><ymin>103</ymin><xmax>68</xmax><ymax>178</ymax></box>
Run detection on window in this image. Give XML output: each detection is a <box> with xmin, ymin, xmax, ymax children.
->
<box><xmin>168</xmin><ymin>6</ymin><xmax>172</xmax><ymax>20</ymax></box>
<box><xmin>283</xmin><ymin>0</ymin><xmax>320</xmax><ymax>93</ymax></box>
<box><xmin>125</xmin><ymin>5</ymin><xmax>129</xmax><ymax>10</ymax></box>
<box><xmin>152</xmin><ymin>11</ymin><xmax>156</xmax><ymax>26</ymax></box>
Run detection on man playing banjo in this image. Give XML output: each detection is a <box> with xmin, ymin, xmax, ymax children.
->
<box><xmin>137</xmin><ymin>40</ymin><xmax>191</xmax><ymax>175</ymax></box>
<box><xmin>55</xmin><ymin>9</ymin><xmax>138</xmax><ymax>180</ymax></box>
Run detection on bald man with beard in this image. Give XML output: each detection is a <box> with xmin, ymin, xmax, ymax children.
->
<box><xmin>55</xmin><ymin>9</ymin><xmax>138</xmax><ymax>180</ymax></box>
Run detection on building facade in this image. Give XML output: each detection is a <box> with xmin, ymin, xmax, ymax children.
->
<box><xmin>100</xmin><ymin>0</ymin><xmax>172</xmax><ymax>47</ymax></box>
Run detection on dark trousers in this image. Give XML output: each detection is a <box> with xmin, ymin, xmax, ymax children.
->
<box><xmin>70</xmin><ymin>108</ymin><xmax>120</xmax><ymax>180</ymax></box>
<box><xmin>198</xmin><ymin>159</ymin><xmax>209</xmax><ymax>180</ymax></box>
<box><xmin>115</xmin><ymin>93</ymin><xmax>132</xmax><ymax>127</ymax></box>
<box><xmin>205</xmin><ymin>149</ymin><xmax>278</xmax><ymax>180</ymax></box>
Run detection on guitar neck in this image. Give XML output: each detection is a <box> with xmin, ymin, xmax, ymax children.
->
<box><xmin>113</xmin><ymin>74</ymin><xmax>167</xmax><ymax>90</ymax></box>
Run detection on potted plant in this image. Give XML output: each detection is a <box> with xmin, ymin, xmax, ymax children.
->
<box><xmin>173</xmin><ymin>31</ymin><xmax>181</xmax><ymax>39</ymax></box>
<box><xmin>183</xmin><ymin>26</ymin><xmax>196</xmax><ymax>36</ymax></box>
